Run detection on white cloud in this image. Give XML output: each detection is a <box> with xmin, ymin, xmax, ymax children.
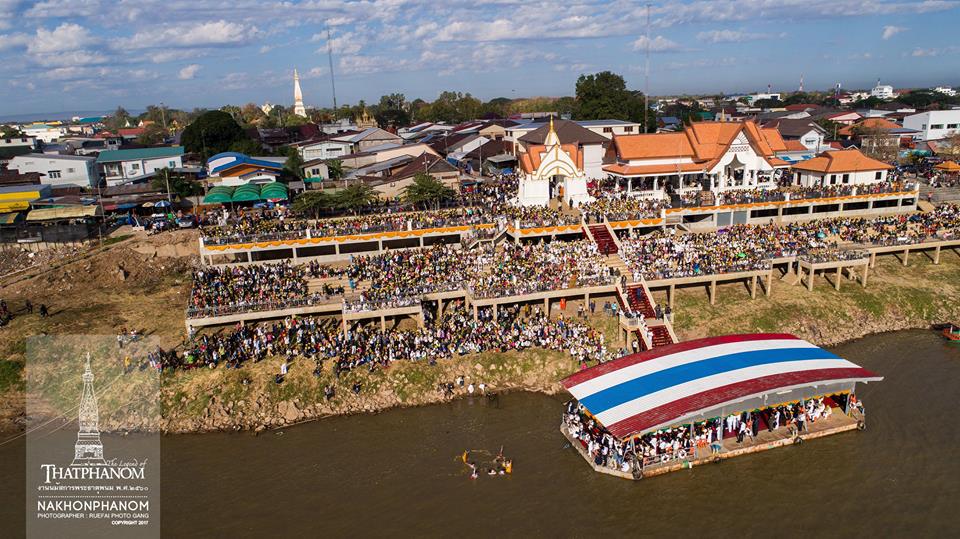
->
<box><xmin>127</xmin><ymin>20</ymin><xmax>259</xmax><ymax>49</ymax></box>
<box><xmin>32</xmin><ymin>50</ymin><xmax>109</xmax><ymax>67</ymax></box>
<box><xmin>0</xmin><ymin>32</ymin><xmax>30</xmax><ymax>51</ymax></box>
<box><xmin>315</xmin><ymin>31</ymin><xmax>362</xmax><ymax>55</ymax></box>
<box><xmin>178</xmin><ymin>64</ymin><xmax>201</xmax><ymax>80</ymax></box>
<box><xmin>41</xmin><ymin>66</ymin><xmax>113</xmax><ymax>81</ymax></box>
<box><xmin>148</xmin><ymin>49</ymin><xmax>205</xmax><ymax>63</ymax></box>
<box><xmin>696</xmin><ymin>29</ymin><xmax>784</xmax><ymax>43</ymax></box>
<box><xmin>28</xmin><ymin>23</ymin><xmax>96</xmax><ymax>54</ymax></box>
<box><xmin>25</xmin><ymin>0</ymin><xmax>103</xmax><ymax>18</ymax></box>
<box><xmin>631</xmin><ymin>35</ymin><xmax>682</xmax><ymax>52</ymax></box>
<box><xmin>302</xmin><ymin>66</ymin><xmax>328</xmax><ymax>78</ymax></box>
<box><xmin>910</xmin><ymin>46</ymin><xmax>958</xmax><ymax>57</ymax></box>
<box><xmin>882</xmin><ymin>25</ymin><xmax>906</xmax><ymax>40</ymax></box>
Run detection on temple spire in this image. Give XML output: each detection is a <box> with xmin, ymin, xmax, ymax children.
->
<box><xmin>293</xmin><ymin>68</ymin><xmax>306</xmax><ymax>117</ymax></box>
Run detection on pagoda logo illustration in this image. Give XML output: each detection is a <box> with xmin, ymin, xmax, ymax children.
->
<box><xmin>72</xmin><ymin>353</ymin><xmax>106</xmax><ymax>466</ymax></box>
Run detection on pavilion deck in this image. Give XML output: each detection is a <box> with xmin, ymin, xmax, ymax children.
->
<box><xmin>560</xmin><ymin>409</ymin><xmax>862</xmax><ymax>481</ymax></box>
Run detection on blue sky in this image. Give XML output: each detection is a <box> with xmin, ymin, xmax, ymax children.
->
<box><xmin>1</xmin><ymin>0</ymin><xmax>959</xmax><ymax>116</ymax></box>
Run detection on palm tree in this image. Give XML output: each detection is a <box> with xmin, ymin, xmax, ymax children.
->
<box><xmin>335</xmin><ymin>184</ymin><xmax>378</xmax><ymax>214</ymax></box>
<box><xmin>404</xmin><ymin>172</ymin><xmax>455</xmax><ymax>210</ymax></box>
<box><xmin>326</xmin><ymin>159</ymin><xmax>344</xmax><ymax>187</ymax></box>
<box><xmin>292</xmin><ymin>190</ymin><xmax>335</xmax><ymax>219</ymax></box>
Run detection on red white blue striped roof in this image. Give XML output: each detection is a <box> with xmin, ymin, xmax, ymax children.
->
<box><xmin>562</xmin><ymin>333</ymin><xmax>882</xmax><ymax>439</ymax></box>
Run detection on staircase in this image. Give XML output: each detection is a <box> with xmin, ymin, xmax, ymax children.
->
<box><xmin>699</xmin><ymin>190</ymin><xmax>715</xmax><ymax>206</ymax></box>
<box><xmin>919</xmin><ymin>185</ymin><xmax>960</xmax><ymax>204</ymax></box>
<box><xmin>650</xmin><ymin>325</ymin><xmax>675</xmax><ymax>347</ymax></box>
<box><xmin>624</xmin><ymin>284</ymin><xmax>657</xmax><ymax>318</ymax></box>
<box><xmin>586</xmin><ymin>223</ymin><xmax>619</xmax><ymax>255</ymax></box>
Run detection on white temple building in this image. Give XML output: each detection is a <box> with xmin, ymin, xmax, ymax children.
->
<box><xmin>293</xmin><ymin>69</ymin><xmax>306</xmax><ymax>118</ymax></box>
<box><xmin>515</xmin><ymin>118</ymin><xmax>595</xmax><ymax>208</ymax></box>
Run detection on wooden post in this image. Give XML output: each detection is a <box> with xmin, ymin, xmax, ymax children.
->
<box><xmin>544</xmin><ymin>297</ymin><xmax>549</xmax><ymax>314</ymax></box>
<box><xmin>669</xmin><ymin>284</ymin><xmax>675</xmax><ymax>309</ymax></box>
<box><xmin>807</xmin><ymin>266</ymin><xmax>815</xmax><ymax>291</ymax></box>
<box><xmin>869</xmin><ymin>251</ymin><xmax>876</xmax><ymax>268</ymax></box>
<box><xmin>902</xmin><ymin>247</ymin><xmax>909</xmax><ymax>266</ymax></box>
<box><xmin>342</xmin><ymin>317</ymin><xmax>348</xmax><ymax>337</ymax></box>
<box><xmin>750</xmin><ymin>275</ymin><xmax>757</xmax><ymax>299</ymax></box>
<box><xmin>934</xmin><ymin>245</ymin><xmax>941</xmax><ymax>265</ymax></box>
<box><xmin>835</xmin><ymin>266</ymin><xmax>841</xmax><ymax>291</ymax></box>
<box><xmin>493</xmin><ymin>303</ymin><xmax>498</xmax><ymax>322</ymax></box>
<box><xmin>862</xmin><ymin>264</ymin><xmax>869</xmax><ymax>288</ymax></box>
<box><xmin>380</xmin><ymin>316</ymin><xmax>386</xmax><ymax>332</ymax></box>
<box><xmin>765</xmin><ymin>271</ymin><xmax>772</xmax><ymax>297</ymax></box>
<box><xmin>473</xmin><ymin>304</ymin><xmax>479</xmax><ymax>321</ymax></box>
<box><xmin>710</xmin><ymin>279</ymin><xmax>717</xmax><ymax>306</ymax></box>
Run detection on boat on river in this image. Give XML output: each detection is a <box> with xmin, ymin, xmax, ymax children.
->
<box><xmin>560</xmin><ymin>333</ymin><xmax>882</xmax><ymax>480</ymax></box>
<box><xmin>942</xmin><ymin>322</ymin><xmax>960</xmax><ymax>343</ymax></box>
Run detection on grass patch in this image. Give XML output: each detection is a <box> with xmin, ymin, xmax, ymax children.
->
<box><xmin>102</xmin><ymin>234</ymin><xmax>133</xmax><ymax>247</ymax></box>
<box><xmin>0</xmin><ymin>360</ymin><xmax>25</xmax><ymax>393</ymax></box>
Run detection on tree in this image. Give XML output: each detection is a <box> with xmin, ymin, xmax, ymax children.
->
<box><xmin>573</xmin><ymin>71</ymin><xmax>651</xmax><ymax>128</ymax></box>
<box><xmin>326</xmin><ymin>159</ymin><xmax>344</xmax><ymax>185</ymax></box>
<box><xmin>403</xmin><ymin>172</ymin><xmax>454</xmax><ymax>210</ymax></box>
<box><xmin>854</xmin><ymin>124</ymin><xmax>899</xmax><ymax>162</ymax></box>
<box><xmin>292</xmin><ymin>190</ymin><xmax>335</xmax><ymax>219</ymax></box>
<box><xmin>1</xmin><ymin>125</ymin><xmax>25</xmax><ymax>138</ymax></box>
<box><xmin>334</xmin><ymin>183</ymin><xmax>378</xmax><ymax>213</ymax></box>
<box><xmin>575</xmin><ymin>71</ymin><xmax>633</xmax><ymax>120</ymax></box>
<box><xmin>137</xmin><ymin>123</ymin><xmax>166</xmax><ymax>145</ymax></box>
<box><xmin>104</xmin><ymin>106</ymin><xmax>131</xmax><ymax>132</ymax></box>
<box><xmin>240</xmin><ymin>103</ymin><xmax>267</xmax><ymax>126</ymax></box>
<box><xmin>814</xmin><ymin>117</ymin><xmax>842</xmax><ymax>141</ymax></box>
<box><xmin>284</xmin><ymin>147</ymin><xmax>304</xmax><ymax>180</ymax></box>
<box><xmin>152</xmin><ymin>168</ymin><xmax>202</xmax><ymax>199</ymax></box>
<box><xmin>753</xmin><ymin>98</ymin><xmax>784</xmax><ymax>109</ymax></box>
<box><xmin>228</xmin><ymin>138</ymin><xmax>264</xmax><ymax>155</ymax></box>
<box><xmin>181</xmin><ymin>110</ymin><xmax>247</xmax><ymax>161</ymax></box>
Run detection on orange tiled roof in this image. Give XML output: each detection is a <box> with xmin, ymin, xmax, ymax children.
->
<box><xmin>610</xmin><ymin>120</ymin><xmax>780</xmax><ymax>167</ymax></box>
<box><xmin>603</xmin><ymin>162</ymin><xmax>707</xmax><ymax>176</ymax></box>
<box><xmin>838</xmin><ymin>117</ymin><xmax>901</xmax><ymax>137</ymax></box>
<box><xmin>782</xmin><ymin>139</ymin><xmax>808</xmax><ymax>152</ymax></box>
<box><xmin>518</xmin><ymin>143</ymin><xmax>583</xmax><ymax>174</ymax></box>
<box><xmin>612</xmin><ymin>132</ymin><xmax>695</xmax><ymax>159</ymax></box>
<box><xmin>791</xmin><ymin>148</ymin><xmax>893</xmax><ymax>174</ymax></box>
<box><xmin>759</xmin><ymin>128</ymin><xmax>787</xmax><ymax>152</ymax></box>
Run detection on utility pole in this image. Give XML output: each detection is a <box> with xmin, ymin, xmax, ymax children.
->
<box><xmin>644</xmin><ymin>3</ymin><xmax>651</xmax><ymax>133</ymax></box>
<box><xmin>160</xmin><ymin>102</ymin><xmax>167</xmax><ymax>131</ymax></box>
<box><xmin>327</xmin><ymin>25</ymin><xmax>338</xmax><ymax>114</ymax></box>
<box><xmin>164</xmin><ymin>168</ymin><xmax>173</xmax><ymax>205</ymax></box>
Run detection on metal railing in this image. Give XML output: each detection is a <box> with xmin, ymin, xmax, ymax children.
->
<box><xmin>185</xmin><ymin>294</ymin><xmax>341</xmax><ymax>319</ymax></box>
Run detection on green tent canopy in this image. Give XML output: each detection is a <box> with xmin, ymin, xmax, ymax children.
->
<box><xmin>203</xmin><ymin>186</ymin><xmax>235</xmax><ymax>204</ymax></box>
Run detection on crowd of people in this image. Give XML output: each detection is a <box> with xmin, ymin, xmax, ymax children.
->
<box><xmin>498</xmin><ymin>204</ymin><xmax>581</xmax><ymax>228</ymax></box>
<box><xmin>471</xmin><ymin>240</ymin><xmax>615</xmax><ymax>299</ymax></box>
<box><xmin>188</xmin><ymin>262</ymin><xmax>316</xmax><ymax>315</ymax></box>
<box><xmin>579</xmin><ymin>193</ymin><xmax>670</xmax><ymax>223</ymax></box>
<box><xmin>621</xmin><ymin>204</ymin><xmax>960</xmax><ymax>280</ymax></box>
<box><xmin>157</xmin><ymin>299</ymin><xmax>610</xmax><ymax>377</ymax></box>
<box><xmin>341</xmin><ymin>245</ymin><xmax>492</xmax><ymax>312</ymax></box>
<box><xmin>563</xmin><ymin>392</ymin><xmax>853</xmax><ymax>472</ymax></box>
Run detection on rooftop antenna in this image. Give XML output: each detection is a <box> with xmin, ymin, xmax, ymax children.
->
<box><xmin>326</xmin><ymin>25</ymin><xmax>338</xmax><ymax>117</ymax></box>
<box><xmin>643</xmin><ymin>3</ymin><xmax>651</xmax><ymax>133</ymax></box>
<box><xmin>798</xmin><ymin>74</ymin><xmax>804</xmax><ymax>93</ymax></box>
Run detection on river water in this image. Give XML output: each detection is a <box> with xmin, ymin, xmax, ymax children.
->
<box><xmin>3</xmin><ymin>330</ymin><xmax>959</xmax><ymax>537</ymax></box>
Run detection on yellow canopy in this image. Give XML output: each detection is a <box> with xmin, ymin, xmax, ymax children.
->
<box><xmin>0</xmin><ymin>198</ymin><xmax>33</xmax><ymax>212</ymax></box>
<box><xmin>934</xmin><ymin>161</ymin><xmax>960</xmax><ymax>172</ymax></box>
<box><xmin>26</xmin><ymin>205</ymin><xmax>101</xmax><ymax>221</ymax></box>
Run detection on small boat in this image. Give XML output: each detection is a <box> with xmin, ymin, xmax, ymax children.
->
<box><xmin>942</xmin><ymin>322</ymin><xmax>960</xmax><ymax>343</ymax></box>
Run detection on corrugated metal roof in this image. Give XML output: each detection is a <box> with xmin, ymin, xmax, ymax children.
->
<box><xmin>96</xmin><ymin>146</ymin><xmax>184</xmax><ymax>163</ymax></box>
<box><xmin>26</xmin><ymin>205</ymin><xmax>100</xmax><ymax>221</ymax></box>
<box><xmin>563</xmin><ymin>334</ymin><xmax>881</xmax><ymax>438</ymax></box>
